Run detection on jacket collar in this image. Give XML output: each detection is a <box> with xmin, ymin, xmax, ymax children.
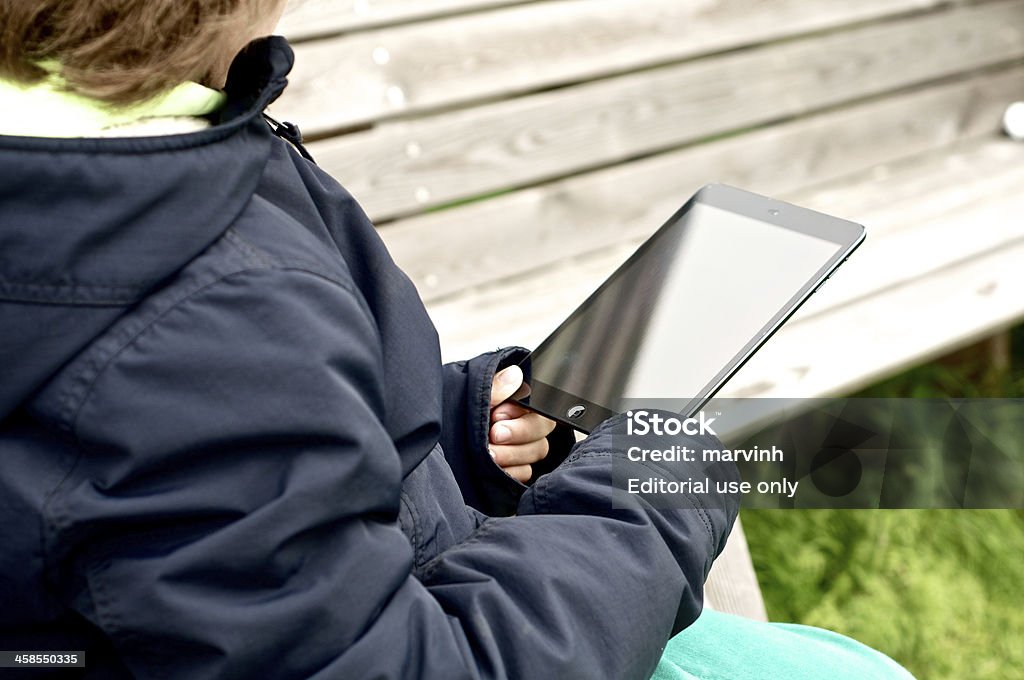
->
<box><xmin>0</xmin><ymin>36</ymin><xmax>295</xmax><ymax>306</ymax></box>
<box><xmin>0</xmin><ymin>37</ymin><xmax>295</xmax><ymax>418</ymax></box>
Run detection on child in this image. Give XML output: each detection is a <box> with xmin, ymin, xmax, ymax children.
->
<box><xmin>0</xmin><ymin>2</ymin><xmax>914</xmax><ymax>678</ymax></box>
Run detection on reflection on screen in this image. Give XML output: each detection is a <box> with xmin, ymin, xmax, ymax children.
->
<box><xmin>528</xmin><ymin>202</ymin><xmax>843</xmax><ymax>412</ymax></box>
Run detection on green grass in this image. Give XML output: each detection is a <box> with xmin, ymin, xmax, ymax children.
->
<box><xmin>742</xmin><ymin>326</ymin><xmax>1024</xmax><ymax>680</ymax></box>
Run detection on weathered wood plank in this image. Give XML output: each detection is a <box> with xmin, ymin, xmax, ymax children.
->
<box><xmin>272</xmin><ymin>0</ymin><xmax>957</xmax><ymax>133</ymax></box>
<box><xmin>380</xmin><ymin>67</ymin><xmax>1023</xmax><ymax>303</ymax></box>
<box><xmin>784</xmin><ymin>145</ymin><xmax>1024</xmax><ymax>321</ymax></box>
<box><xmin>705</xmin><ymin>519</ymin><xmax>768</xmax><ymax>621</ymax></box>
<box><xmin>720</xmin><ymin>234</ymin><xmax>1024</xmax><ymax>400</ymax></box>
<box><xmin>312</xmin><ymin>0</ymin><xmax>1024</xmax><ymax>221</ymax></box>
<box><xmin>279</xmin><ymin>0</ymin><xmax>521</xmax><ymax>41</ymax></box>
<box><xmin>425</xmin><ymin>139</ymin><xmax>1024</xmax><ymax>375</ymax></box>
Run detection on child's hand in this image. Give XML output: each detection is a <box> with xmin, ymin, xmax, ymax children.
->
<box><xmin>489</xmin><ymin>365</ymin><xmax>557</xmax><ymax>483</ymax></box>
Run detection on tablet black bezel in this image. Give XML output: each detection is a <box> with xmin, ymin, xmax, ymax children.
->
<box><xmin>512</xmin><ymin>183</ymin><xmax>867</xmax><ymax>433</ymax></box>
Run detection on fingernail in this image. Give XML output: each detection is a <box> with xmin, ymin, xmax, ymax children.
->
<box><xmin>493</xmin><ymin>424</ymin><xmax>512</xmax><ymax>444</ymax></box>
<box><xmin>488</xmin><ymin>448</ymin><xmax>497</xmax><ymax>459</ymax></box>
<box><xmin>499</xmin><ymin>365</ymin><xmax>521</xmax><ymax>385</ymax></box>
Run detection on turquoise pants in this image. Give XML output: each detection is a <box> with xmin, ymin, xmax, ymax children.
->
<box><xmin>654</xmin><ymin>609</ymin><xmax>916</xmax><ymax>680</ymax></box>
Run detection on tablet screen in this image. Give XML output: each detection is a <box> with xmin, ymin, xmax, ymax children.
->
<box><xmin>518</xmin><ymin>186</ymin><xmax>861</xmax><ymax>427</ymax></box>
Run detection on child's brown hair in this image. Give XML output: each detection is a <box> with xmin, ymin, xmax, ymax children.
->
<box><xmin>0</xmin><ymin>0</ymin><xmax>279</xmax><ymax>105</ymax></box>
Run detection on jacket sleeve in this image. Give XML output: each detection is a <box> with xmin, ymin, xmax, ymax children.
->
<box><xmin>439</xmin><ymin>348</ymin><xmax>578</xmax><ymax>516</ymax></box>
<box><xmin>56</xmin><ymin>268</ymin><xmax>738</xmax><ymax>680</ymax></box>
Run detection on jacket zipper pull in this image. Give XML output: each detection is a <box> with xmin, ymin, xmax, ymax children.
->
<box><xmin>263</xmin><ymin>114</ymin><xmax>317</xmax><ymax>164</ymax></box>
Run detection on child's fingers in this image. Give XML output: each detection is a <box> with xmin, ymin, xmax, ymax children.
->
<box><xmin>489</xmin><ymin>365</ymin><xmax>524</xmax><ymax>408</ymax></box>
<box><xmin>491</xmin><ymin>402</ymin><xmax>530</xmax><ymax>422</ymax></box>
<box><xmin>499</xmin><ymin>464</ymin><xmax>533</xmax><ymax>484</ymax></box>
<box><xmin>490</xmin><ymin>412</ymin><xmax>557</xmax><ymax>446</ymax></box>
<box><xmin>490</xmin><ymin>438</ymin><xmax>549</xmax><ymax>468</ymax></box>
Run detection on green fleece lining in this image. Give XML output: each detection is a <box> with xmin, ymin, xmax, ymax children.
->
<box><xmin>0</xmin><ymin>66</ymin><xmax>226</xmax><ymax>138</ymax></box>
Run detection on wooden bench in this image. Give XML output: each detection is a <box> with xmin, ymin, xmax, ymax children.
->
<box><xmin>274</xmin><ymin>0</ymin><xmax>1024</xmax><ymax>622</ymax></box>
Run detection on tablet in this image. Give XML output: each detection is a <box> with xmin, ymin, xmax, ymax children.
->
<box><xmin>511</xmin><ymin>183</ymin><xmax>866</xmax><ymax>433</ymax></box>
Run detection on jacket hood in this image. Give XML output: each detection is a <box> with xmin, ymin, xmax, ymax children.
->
<box><xmin>0</xmin><ymin>37</ymin><xmax>295</xmax><ymax>418</ymax></box>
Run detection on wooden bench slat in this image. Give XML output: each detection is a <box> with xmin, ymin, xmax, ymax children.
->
<box><xmin>311</xmin><ymin>0</ymin><xmax>1024</xmax><ymax>222</ymax></box>
<box><xmin>788</xmin><ymin>144</ymin><xmax>1024</xmax><ymax>323</ymax></box>
<box><xmin>379</xmin><ymin>66</ymin><xmax>1023</xmax><ymax>303</ymax></box>
<box><xmin>424</xmin><ymin>139</ymin><xmax>1024</xmax><ymax>374</ymax></box>
<box><xmin>280</xmin><ymin>0</ymin><xmax>520</xmax><ymax>40</ymax></box>
<box><xmin>723</xmin><ymin>234</ymin><xmax>1024</xmax><ymax>400</ymax></box>
<box><xmin>273</xmin><ymin>0</ymin><xmax>957</xmax><ymax>133</ymax></box>
<box><xmin>705</xmin><ymin>519</ymin><xmax>768</xmax><ymax>621</ymax></box>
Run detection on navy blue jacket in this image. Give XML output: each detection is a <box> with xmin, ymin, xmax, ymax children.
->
<box><xmin>0</xmin><ymin>38</ymin><xmax>738</xmax><ymax>679</ymax></box>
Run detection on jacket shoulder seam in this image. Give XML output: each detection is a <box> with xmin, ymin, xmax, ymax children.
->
<box><xmin>223</xmin><ymin>227</ymin><xmax>359</xmax><ymax>293</ymax></box>
<box><xmin>59</xmin><ymin>265</ymin><xmax>366</xmax><ymax>446</ymax></box>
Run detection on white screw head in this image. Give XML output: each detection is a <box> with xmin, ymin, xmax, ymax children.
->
<box><xmin>372</xmin><ymin>47</ymin><xmax>391</xmax><ymax>66</ymax></box>
<box><xmin>1004</xmin><ymin>102</ymin><xmax>1024</xmax><ymax>141</ymax></box>
<box><xmin>385</xmin><ymin>85</ymin><xmax>406</xmax><ymax>108</ymax></box>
